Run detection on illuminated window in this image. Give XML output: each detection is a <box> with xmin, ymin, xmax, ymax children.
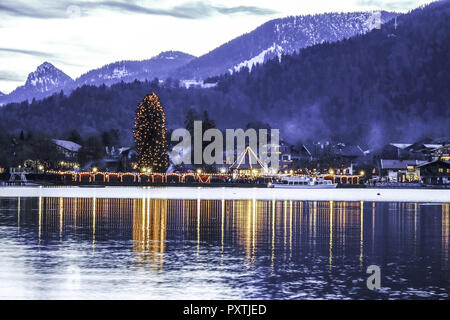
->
<box><xmin>447</xmin><ymin>169</ymin><xmax>450</xmax><ymax>173</ymax></box>
<box><xmin>438</xmin><ymin>168</ymin><xmax>444</xmax><ymax>173</ymax></box>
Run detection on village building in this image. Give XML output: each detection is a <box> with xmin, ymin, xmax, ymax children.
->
<box><xmin>52</xmin><ymin>139</ymin><xmax>82</xmax><ymax>160</ymax></box>
<box><xmin>306</xmin><ymin>140</ymin><xmax>332</xmax><ymax>159</ymax></box>
<box><xmin>432</xmin><ymin>144</ymin><xmax>450</xmax><ymax>161</ymax></box>
<box><xmin>380</xmin><ymin>143</ymin><xmax>414</xmax><ymax>159</ymax></box>
<box><xmin>406</xmin><ymin>141</ymin><xmax>444</xmax><ymax>160</ymax></box>
<box><xmin>379</xmin><ymin>159</ymin><xmax>425</xmax><ymax>182</ymax></box>
<box><xmin>334</xmin><ymin>143</ymin><xmax>366</xmax><ymax>161</ymax></box>
<box><xmin>416</xmin><ymin>160</ymin><xmax>450</xmax><ymax>185</ymax></box>
<box><xmin>103</xmin><ymin>146</ymin><xmax>138</xmax><ymax>172</ymax></box>
<box><xmin>380</xmin><ymin>139</ymin><xmax>449</xmax><ymax>161</ymax></box>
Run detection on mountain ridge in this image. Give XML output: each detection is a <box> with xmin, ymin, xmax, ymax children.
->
<box><xmin>0</xmin><ymin>2</ymin><xmax>446</xmax><ymax>147</ymax></box>
<box><xmin>1</xmin><ymin>62</ymin><xmax>74</xmax><ymax>104</ymax></box>
<box><xmin>0</xmin><ymin>51</ymin><xmax>195</xmax><ymax>106</ymax></box>
<box><xmin>0</xmin><ymin>10</ymin><xmax>397</xmax><ymax>105</ymax></box>
<box><xmin>171</xmin><ymin>11</ymin><xmax>398</xmax><ymax>80</ymax></box>
<box><xmin>75</xmin><ymin>51</ymin><xmax>196</xmax><ymax>87</ymax></box>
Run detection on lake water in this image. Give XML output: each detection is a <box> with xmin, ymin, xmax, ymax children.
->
<box><xmin>0</xmin><ymin>196</ymin><xmax>449</xmax><ymax>299</ymax></box>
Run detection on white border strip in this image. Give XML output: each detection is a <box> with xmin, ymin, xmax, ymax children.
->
<box><xmin>0</xmin><ymin>187</ymin><xmax>449</xmax><ymax>203</ymax></box>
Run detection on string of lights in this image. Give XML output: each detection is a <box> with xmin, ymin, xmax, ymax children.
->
<box><xmin>133</xmin><ymin>93</ymin><xmax>169</xmax><ymax>173</ymax></box>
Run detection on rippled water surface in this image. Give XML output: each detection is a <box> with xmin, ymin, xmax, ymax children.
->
<box><xmin>0</xmin><ymin>196</ymin><xmax>449</xmax><ymax>299</ymax></box>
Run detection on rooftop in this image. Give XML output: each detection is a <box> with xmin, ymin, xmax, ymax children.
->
<box><xmin>380</xmin><ymin>159</ymin><xmax>426</xmax><ymax>170</ymax></box>
<box><xmin>52</xmin><ymin>139</ymin><xmax>82</xmax><ymax>152</ymax></box>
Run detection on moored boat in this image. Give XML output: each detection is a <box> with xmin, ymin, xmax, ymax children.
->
<box><xmin>269</xmin><ymin>176</ymin><xmax>337</xmax><ymax>189</ymax></box>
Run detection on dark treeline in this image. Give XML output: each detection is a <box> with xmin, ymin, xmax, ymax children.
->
<box><xmin>0</xmin><ymin>80</ymin><xmax>239</xmax><ymax>146</ymax></box>
<box><xmin>0</xmin><ymin>125</ymin><xmax>120</xmax><ymax>169</ymax></box>
<box><xmin>0</xmin><ymin>2</ymin><xmax>448</xmax><ymax>149</ymax></box>
<box><xmin>215</xmin><ymin>1</ymin><xmax>450</xmax><ymax>147</ymax></box>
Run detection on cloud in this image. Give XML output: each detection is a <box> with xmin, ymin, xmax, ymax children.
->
<box><xmin>0</xmin><ymin>0</ymin><xmax>278</xmax><ymax>20</ymax></box>
<box><xmin>0</xmin><ymin>47</ymin><xmax>56</xmax><ymax>58</ymax></box>
<box><xmin>355</xmin><ymin>0</ymin><xmax>422</xmax><ymax>10</ymax></box>
<box><xmin>82</xmin><ymin>1</ymin><xmax>211</xmax><ymax>19</ymax></box>
<box><xmin>0</xmin><ymin>70</ymin><xmax>25</xmax><ymax>82</ymax></box>
<box><xmin>0</xmin><ymin>2</ymin><xmax>64</xmax><ymax>19</ymax></box>
<box><xmin>215</xmin><ymin>5</ymin><xmax>277</xmax><ymax>15</ymax></box>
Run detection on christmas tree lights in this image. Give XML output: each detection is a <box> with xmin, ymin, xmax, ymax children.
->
<box><xmin>133</xmin><ymin>93</ymin><xmax>169</xmax><ymax>173</ymax></box>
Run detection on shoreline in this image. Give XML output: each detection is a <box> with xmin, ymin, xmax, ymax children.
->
<box><xmin>0</xmin><ymin>186</ymin><xmax>449</xmax><ymax>203</ymax></box>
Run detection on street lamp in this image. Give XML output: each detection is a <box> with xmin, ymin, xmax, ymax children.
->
<box><xmin>92</xmin><ymin>167</ymin><xmax>98</xmax><ymax>173</ymax></box>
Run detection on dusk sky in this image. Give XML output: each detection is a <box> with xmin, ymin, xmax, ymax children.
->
<box><xmin>0</xmin><ymin>0</ymin><xmax>435</xmax><ymax>93</ymax></box>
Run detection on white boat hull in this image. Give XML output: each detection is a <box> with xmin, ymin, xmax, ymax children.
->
<box><xmin>271</xmin><ymin>184</ymin><xmax>338</xmax><ymax>189</ymax></box>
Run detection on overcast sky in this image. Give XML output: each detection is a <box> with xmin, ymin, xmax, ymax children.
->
<box><xmin>0</xmin><ymin>0</ymin><xmax>435</xmax><ymax>93</ymax></box>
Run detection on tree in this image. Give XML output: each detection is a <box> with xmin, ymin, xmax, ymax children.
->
<box><xmin>78</xmin><ymin>135</ymin><xmax>104</xmax><ymax>167</ymax></box>
<box><xmin>133</xmin><ymin>93</ymin><xmax>169</xmax><ymax>173</ymax></box>
<box><xmin>202</xmin><ymin>110</ymin><xmax>216</xmax><ymax>131</ymax></box>
<box><xmin>101</xmin><ymin>129</ymin><xmax>119</xmax><ymax>147</ymax></box>
<box><xmin>67</xmin><ymin>129</ymin><xmax>83</xmax><ymax>145</ymax></box>
<box><xmin>184</xmin><ymin>108</ymin><xmax>199</xmax><ymax>136</ymax></box>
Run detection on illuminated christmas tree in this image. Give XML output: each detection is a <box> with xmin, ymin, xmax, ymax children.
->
<box><xmin>133</xmin><ymin>93</ymin><xmax>169</xmax><ymax>173</ymax></box>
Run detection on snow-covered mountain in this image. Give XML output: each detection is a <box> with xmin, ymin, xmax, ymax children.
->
<box><xmin>172</xmin><ymin>11</ymin><xmax>398</xmax><ymax>80</ymax></box>
<box><xmin>0</xmin><ymin>52</ymin><xmax>195</xmax><ymax>105</ymax></box>
<box><xmin>0</xmin><ymin>12</ymin><xmax>398</xmax><ymax>105</ymax></box>
<box><xmin>75</xmin><ymin>51</ymin><xmax>195</xmax><ymax>87</ymax></box>
<box><xmin>0</xmin><ymin>62</ymin><xmax>74</xmax><ymax>105</ymax></box>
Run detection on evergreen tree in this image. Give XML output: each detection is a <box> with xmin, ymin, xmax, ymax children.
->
<box><xmin>67</xmin><ymin>129</ymin><xmax>83</xmax><ymax>145</ymax></box>
<box><xmin>184</xmin><ymin>108</ymin><xmax>199</xmax><ymax>136</ymax></box>
<box><xmin>133</xmin><ymin>93</ymin><xmax>169</xmax><ymax>173</ymax></box>
<box><xmin>203</xmin><ymin>110</ymin><xmax>216</xmax><ymax>131</ymax></box>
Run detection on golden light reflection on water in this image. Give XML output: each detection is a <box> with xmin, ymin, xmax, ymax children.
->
<box><xmin>329</xmin><ymin>200</ymin><xmax>333</xmax><ymax>269</ymax></box>
<box><xmin>38</xmin><ymin>196</ymin><xmax>42</xmax><ymax>247</ymax></box>
<box><xmin>360</xmin><ymin>201</ymin><xmax>364</xmax><ymax>269</ymax></box>
<box><xmin>17</xmin><ymin>197</ymin><xmax>20</xmax><ymax>233</ymax></box>
<box><xmin>133</xmin><ymin>198</ymin><xmax>166</xmax><ymax>269</ymax></box>
<box><xmin>11</xmin><ymin>197</ymin><xmax>450</xmax><ymax>272</ymax></box>
<box><xmin>443</xmin><ymin>204</ymin><xmax>449</xmax><ymax>271</ymax></box>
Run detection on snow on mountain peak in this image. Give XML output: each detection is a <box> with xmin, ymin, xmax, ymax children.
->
<box><xmin>156</xmin><ymin>51</ymin><xmax>195</xmax><ymax>60</ymax></box>
<box><xmin>230</xmin><ymin>44</ymin><xmax>283</xmax><ymax>74</ymax></box>
<box><xmin>36</xmin><ymin>61</ymin><xmax>55</xmax><ymax>72</ymax></box>
<box><xmin>75</xmin><ymin>51</ymin><xmax>195</xmax><ymax>87</ymax></box>
<box><xmin>174</xmin><ymin>11</ymin><xmax>398</xmax><ymax>80</ymax></box>
<box><xmin>25</xmin><ymin>62</ymin><xmax>73</xmax><ymax>93</ymax></box>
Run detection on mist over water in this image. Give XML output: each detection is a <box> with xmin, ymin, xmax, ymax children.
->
<box><xmin>0</xmin><ymin>197</ymin><xmax>448</xmax><ymax>299</ymax></box>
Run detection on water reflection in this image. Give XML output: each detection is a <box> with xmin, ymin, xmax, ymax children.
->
<box><xmin>8</xmin><ymin>198</ymin><xmax>450</xmax><ymax>272</ymax></box>
<box><xmin>133</xmin><ymin>198</ymin><xmax>166</xmax><ymax>269</ymax></box>
<box><xmin>0</xmin><ymin>197</ymin><xmax>449</xmax><ymax>299</ymax></box>
<box><xmin>443</xmin><ymin>204</ymin><xmax>449</xmax><ymax>271</ymax></box>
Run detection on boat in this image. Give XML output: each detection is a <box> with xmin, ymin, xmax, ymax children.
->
<box><xmin>269</xmin><ymin>176</ymin><xmax>337</xmax><ymax>189</ymax></box>
<box><xmin>2</xmin><ymin>181</ymin><xmax>40</xmax><ymax>186</ymax></box>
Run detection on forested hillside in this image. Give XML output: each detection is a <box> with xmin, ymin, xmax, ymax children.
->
<box><xmin>0</xmin><ymin>2</ymin><xmax>448</xmax><ymax>148</ymax></box>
